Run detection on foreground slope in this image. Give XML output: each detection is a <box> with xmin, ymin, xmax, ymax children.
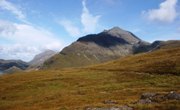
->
<box><xmin>90</xmin><ymin>46</ymin><xmax>180</xmax><ymax>75</ymax></box>
<box><xmin>43</xmin><ymin>27</ymin><xmax>148</xmax><ymax>69</ymax></box>
<box><xmin>0</xmin><ymin>43</ymin><xmax>180</xmax><ymax>110</ymax></box>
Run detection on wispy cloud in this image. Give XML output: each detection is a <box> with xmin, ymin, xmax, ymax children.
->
<box><xmin>81</xmin><ymin>0</ymin><xmax>101</xmax><ymax>33</ymax></box>
<box><xmin>58</xmin><ymin>19</ymin><xmax>81</xmax><ymax>37</ymax></box>
<box><xmin>0</xmin><ymin>0</ymin><xmax>26</xmax><ymax>22</ymax></box>
<box><xmin>142</xmin><ymin>0</ymin><xmax>178</xmax><ymax>23</ymax></box>
<box><xmin>0</xmin><ymin>19</ymin><xmax>63</xmax><ymax>61</ymax></box>
<box><xmin>58</xmin><ymin>0</ymin><xmax>101</xmax><ymax>37</ymax></box>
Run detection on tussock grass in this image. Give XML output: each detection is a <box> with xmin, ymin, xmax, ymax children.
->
<box><xmin>0</xmin><ymin>47</ymin><xmax>180</xmax><ymax>109</ymax></box>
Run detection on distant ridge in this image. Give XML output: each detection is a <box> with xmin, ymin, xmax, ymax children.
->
<box><xmin>0</xmin><ymin>59</ymin><xmax>29</xmax><ymax>72</ymax></box>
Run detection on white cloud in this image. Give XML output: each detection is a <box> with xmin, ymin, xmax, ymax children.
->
<box><xmin>0</xmin><ymin>0</ymin><xmax>26</xmax><ymax>21</ymax></box>
<box><xmin>0</xmin><ymin>20</ymin><xmax>63</xmax><ymax>61</ymax></box>
<box><xmin>81</xmin><ymin>0</ymin><xmax>101</xmax><ymax>33</ymax></box>
<box><xmin>143</xmin><ymin>0</ymin><xmax>178</xmax><ymax>23</ymax></box>
<box><xmin>0</xmin><ymin>44</ymin><xmax>40</xmax><ymax>61</ymax></box>
<box><xmin>59</xmin><ymin>0</ymin><xmax>101</xmax><ymax>37</ymax></box>
<box><xmin>0</xmin><ymin>20</ymin><xmax>16</xmax><ymax>36</ymax></box>
<box><xmin>58</xmin><ymin>19</ymin><xmax>80</xmax><ymax>37</ymax></box>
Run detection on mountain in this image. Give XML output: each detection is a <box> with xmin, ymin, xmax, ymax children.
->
<box><xmin>0</xmin><ymin>59</ymin><xmax>29</xmax><ymax>72</ymax></box>
<box><xmin>134</xmin><ymin>40</ymin><xmax>180</xmax><ymax>53</ymax></box>
<box><xmin>43</xmin><ymin>27</ymin><xmax>148</xmax><ymax>69</ymax></box>
<box><xmin>4</xmin><ymin>66</ymin><xmax>22</xmax><ymax>74</ymax></box>
<box><xmin>28</xmin><ymin>50</ymin><xmax>56</xmax><ymax>69</ymax></box>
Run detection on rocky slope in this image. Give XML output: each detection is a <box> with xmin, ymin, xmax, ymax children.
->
<box><xmin>28</xmin><ymin>50</ymin><xmax>56</xmax><ymax>69</ymax></box>
<box><xmin>43</xmin><ymin>27</ymin><xmax>148</xmax><ymax>69</ymax></box>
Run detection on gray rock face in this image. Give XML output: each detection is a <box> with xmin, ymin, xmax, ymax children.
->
<box><xmin>136</xmin><ymin>91</ymin><xmax>180</xmax><ymax>104</ymax></box>
<box><xmin>166</xmin><ymin>91</ymin><xmax>180</xmax><ymax>100</ymax></box>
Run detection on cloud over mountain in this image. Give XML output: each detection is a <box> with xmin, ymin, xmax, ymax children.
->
<box><xmin>58</xmin><ymin>0</ymin><xmax>101</xmax><ymax>37</ymax></box>
<box><xmin>0</xmin><ymin>20</ymin><xmax>63</xmax><ymax>61</ymax></box>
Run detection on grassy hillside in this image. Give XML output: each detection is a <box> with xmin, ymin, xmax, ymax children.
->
<box><xmin>0</xmin><ymin>46</ymin><xmax>180</xmax><ymax>110</ymax></box>
<box><xmin>90</xmin><ymin>47</ymin><xmax>180</xmax><ymax>75</ymax></box>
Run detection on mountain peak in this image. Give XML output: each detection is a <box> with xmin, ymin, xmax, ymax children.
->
<box><xmin>78</xmin><ymin>27</ymin><xmax>141</xmax><ymax>46</ymax></box>
<box><xmin>103</xmin><ymin>26</ymin><xmax>124</xmax><ymax>33</ymax></box>
<box><xmin>109</xmin><ymin>26</ymin><xmax>123</xmax><ymax>31</ymax></box>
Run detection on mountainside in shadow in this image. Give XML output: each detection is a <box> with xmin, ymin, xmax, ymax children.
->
<box><xmin>0</xmin><ymin>59</ymin><xmax>29</xmax><ymax>72</ymax></box>
<box><xmin>134</xmin><ymin>40</ymin><xmax>180</xmax><ymax>53</ymax></box>
<box><xmin>43</xmin><ymin>27</ymin><xmax>148</xmax><ymax>69</ymax></box>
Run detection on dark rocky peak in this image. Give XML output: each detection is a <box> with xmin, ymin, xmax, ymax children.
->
<box><xmin>77</xmin><ymin>33</ymin><xmax>129</xmax><ymax>47</ymax></box>
<box><xmin>77</xmin><ymin>27</ymin><xmax>142</xmax><ymax>47</ymax></box>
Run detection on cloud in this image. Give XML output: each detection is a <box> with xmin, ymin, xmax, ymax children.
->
<box><xmin>58</xmin><ymin>19</ymin><xmax>80</xmax><ymax>37</ymax></box>
<box><xmin>59</xmin><ymin>0</ymin><xmax>101</xmax><ymax>37</ymax></box>
<box><xmin>81</xmin><ymin>0</ymin><xmax>101</xmax><ymax>33</ymax></box>
<box><xmin>0</xmin><ymin>20</ymin><xmax>16</xmax><ymax>36</ymax></box>
<box><xmin>0</xmin><ymin>44</ymin><xmax>40</xmax><ymax>61</ymax></box>
<box><xmin>143</xmin><ymin>0</ymin><xmax>178</xmax><ymax>23</ymax></box>
<box><xmin>0</xmin><ymin>0</ymin><xmax>26</xmax><ymax>21</ymax></box>
<box><xmin>0</xmin><ymin>20</ymin><xmax>63</xmax><ymax>61</ymax></box>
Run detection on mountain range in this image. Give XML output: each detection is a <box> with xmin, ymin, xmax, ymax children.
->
<box><xmin>42</xmin><ymin>27</ymin><xmax>180</xmax><ymax>70</ymax></box>
<box><xmin>0</xmin><ymin>27</ymin><xmax>180</xmax><ymax>73</ymax></box>
<box><xmin>0</xmin><ymin>59</ymin><xmax>29</xmax><ymax>73</ymax></box>
<box><xmin>0</xmin><ymin>50</ymin><xmax>56</xmax><ymax>73</ymax></box>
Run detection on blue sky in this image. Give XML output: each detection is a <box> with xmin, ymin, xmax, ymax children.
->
<box><xmin>0</xmin><ymin>0</ymin><xmax>179</xmax><ymax>61</ymax></box>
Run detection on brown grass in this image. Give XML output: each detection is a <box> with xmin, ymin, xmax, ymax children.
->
<box><xmin>0</xmin><ymin>47</ymin><xmax>180</xmax><ymax>110</ymax></box>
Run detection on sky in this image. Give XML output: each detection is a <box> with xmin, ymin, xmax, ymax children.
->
<box><xmin>0</xmin><ymin>0</ymin><xmax>179</xmax><ymax>61</ymax></box>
